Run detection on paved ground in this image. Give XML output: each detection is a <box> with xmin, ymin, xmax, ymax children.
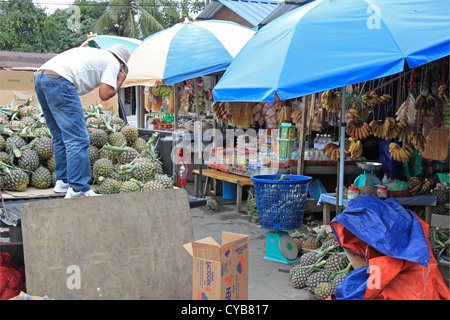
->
<box><xmin>184</xmin><ymin>182</ymin><xmax>318</xmax><ymax>300</ymax></box>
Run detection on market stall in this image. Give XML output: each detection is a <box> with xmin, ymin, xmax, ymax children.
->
<box><xmin>122</xmin><ymin>20</ymin><xmax>256</xmax><ymax>190</ymax></box>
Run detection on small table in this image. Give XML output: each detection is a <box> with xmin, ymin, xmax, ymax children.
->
<box><xmin>318</xmin><ymin>193</ymin><xmax>437</xmax><ymax>225</ymax></box>
<box><xmin>192</xmin><ymin>169</ymin><xmax>253</xmax><ymax>212</ymax></box>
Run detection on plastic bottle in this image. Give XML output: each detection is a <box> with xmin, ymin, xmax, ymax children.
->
<box><xmin>313</xmin><ymin>135</ymin><xmax>319</xmax><ymax>149</ymax></box>
<box><xmin>377</xmin><ymin>185</ymin><xmax>388</xmax><ymax>198</ymax></box>
<box><xmin>348</xmin><ymin>186</ymin><xmax>359</xmax><ymax>199</ymax></box>
<box><xmin>317</xmin><ymin>134</ymin><xmax>324</xmax><ymax>150</ymax></box>
<box><xmin>382</xmin><ymin>173</ymin><xmax>389</xmax><ymax>185</ymax></box>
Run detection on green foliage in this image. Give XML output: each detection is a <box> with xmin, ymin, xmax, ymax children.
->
<box><xmin>0</xmin><ymin>0</ymin><xmax>206</xmax><ymax>53</ymax></box>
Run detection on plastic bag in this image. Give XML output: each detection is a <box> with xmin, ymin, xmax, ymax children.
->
<box><xmin>0</xmin><ymin>252</ymin><xmax>26</xmax><ymax>300</ymax></box>
<box><xmin>402</xmin><ymin>148</ymin><xmax>425</xmax><ymax>181</ymax></box>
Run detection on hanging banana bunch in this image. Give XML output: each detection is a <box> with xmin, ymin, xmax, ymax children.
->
<box><xmin>152</xmin><ymin>85</ymin><xmax>173</xmax><ymax>97</ymax></box>
<box><xmin>346</xmin><ymin>118</ymin><xmax>371</xmax><ymax>140</ymax></box>
<box><xmin>408</xmin><ymin>130</ymin><xmax>426</xmax><ymax>151</ymax></box>
<box><xmin>348</xmin><ymin>137</ymin><xmax>363</xmax><ymax>159</ymax></box>
<box><xmin>323</xmin><ymin>142</ymin><xmax>341</xmax><ymax>160</ymax></box>
<box><xmin>321</xmin><ymin>89</ymin><xmax>342</xmax><ymax>113</ymax></box>
<box><xmin>345</xmin><ymin>101</ymin><xmax>371</xmax><ymax>121</ymax></box>
<box><xmin>389</xmin><ymin>142</ymin><xmax>414</xmax><ymax>163</ymax></box>
<box><xmin>361</xmin><ymin>91</ymin><xmax>391</xmax><ymax>107</ymax></box>
<box><xmin>414</xmin><ymin>93</ymin><xmax>437</xmax><ymax>116</ymax></box>
<box><xmin>369</xmin><ymin>117</ymin><xmax>407</xmax><ymax>140</ymax></box>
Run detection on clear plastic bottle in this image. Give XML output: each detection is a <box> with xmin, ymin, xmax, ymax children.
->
<box><xmin>317</xmin><ymin>134</ymin><xmax>324</xmax><ymax>150</ymax></box>
<box><xmin>382</xmin><ymin>173</ymin><xmax>389</xmax><ymax>185</ymax></box>
<box><xmin>314</xmin><ymin>134</ymin><xmax>319</xmax><ymax>149</ymax></box>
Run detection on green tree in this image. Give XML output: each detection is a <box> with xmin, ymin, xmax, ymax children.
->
<box><xmin>46</xmin><ymin>0</ymin><xmax>115</xmax><ymax>53</ymax></box>
<box><xmin>94</xmin><ymin>0</ymin><xmax>165</xmax><ymax>39</ymax></box>
<box><xmin>0</xmin><ymin>0</ymin><xmax>49</xmax><ymax>52</ymax></box>
<box><xmin>0</xmin><ymin>0</ymin><xmax>113</xmax><ymax>53</ymax></box>
<box><xmin>159</xmin><ymin>0</ymin><xmax>206</xmax><ymax>29</ymax></box>
<box><xmin>94</xmin><ymin>0</ymin><xmax>206</xmax><ymax>39</ymax></box>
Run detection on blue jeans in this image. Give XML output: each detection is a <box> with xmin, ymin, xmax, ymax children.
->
<box><xmin>35</xmin><ymin>73</ymin><xmax>91</xmax><ymax>192</ymax></box>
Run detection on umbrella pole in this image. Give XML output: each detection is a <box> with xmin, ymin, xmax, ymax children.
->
<box><xmin>337</xmin><ymin>86</ymin><xmax>346</xmax><ymax>214</ymax></box>
<box><xmin>194</xmin><ymin>78</ymin><xmax>203</xmax><ymax>195</ymax></box>
<box><xmin>173</xmin><ymin>84</ymin><xmax>179</xmax><ymax>186</ymax></box>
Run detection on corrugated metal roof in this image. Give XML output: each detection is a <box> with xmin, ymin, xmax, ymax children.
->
<box><xmin>0</xmin><ymin>51</ymin><xmax>56</xmax><ymax>69</ymax></box>
<box><xmin>259</xmin><ymin>0</ymin><xmax>311</xmax><ymax>27</ymax></box>
<box><xmin>197</xmin><ymin>0</ymin><xmax>283</xmax><ymax>27</ymax></box>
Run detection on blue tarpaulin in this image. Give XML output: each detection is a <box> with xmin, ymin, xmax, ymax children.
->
<box><xmin>330</xmin><ymin>195</ymin><xmax>449</xmax><ymax>300</ymax></box>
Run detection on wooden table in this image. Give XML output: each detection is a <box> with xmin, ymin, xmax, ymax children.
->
<box><xmin>192</xmin><ymin>169</ymin><xmax>253</xmax><ymax>212</ymax></box>
<box><xmin>318</xmin><ymin>193</ymin><xmax>437</xmax><ymax>225</ymax></box>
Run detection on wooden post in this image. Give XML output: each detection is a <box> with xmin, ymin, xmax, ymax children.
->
<box><xmin>297</xmin><ymin>94</ymin><xmax>310</xmax><ymax>175</ymax></box>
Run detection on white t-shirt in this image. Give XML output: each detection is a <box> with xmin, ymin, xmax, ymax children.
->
<box><xmin>40</xmin><ymin>47</ymin><xmax>121</xmax><ymax>96</ymax></box>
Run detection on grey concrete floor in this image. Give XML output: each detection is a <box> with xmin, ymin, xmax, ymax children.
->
<box><xmin>183</xmin><ymin>181</ymin><xmax>318</xmax><ymax>300</ymax></box>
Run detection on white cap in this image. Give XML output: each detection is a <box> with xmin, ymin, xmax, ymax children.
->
<box><xmin>103</xmin><ymin>44</ymin><xmax>131</xmax><ymax>74</ymax></box>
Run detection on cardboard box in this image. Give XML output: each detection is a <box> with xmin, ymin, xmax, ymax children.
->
<box><xmin>184</xmin><ymin>231</ymin><xmax>249</xmax><ymax>300</ymax></box>
<box><xmin>0</xmin><ymin>69</ymin><xmax>118</xmax><ymax>114</ymax></box>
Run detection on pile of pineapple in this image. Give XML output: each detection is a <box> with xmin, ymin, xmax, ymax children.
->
<box><xmin>0</xmin><ymin>100</ymin><xmax>174</xmax><ymax>194</ymax></box>
<box><xmin>289</xmin><ymin>227</ymin><xmax>353</xmax><ymax>300</ymax></box>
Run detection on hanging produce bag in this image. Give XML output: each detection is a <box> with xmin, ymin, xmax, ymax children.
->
<box><xmin>421</xmin><ymin>124</ymin><xmax>449</xmax><ymax>161</ymax></box>
<box><xmin>329</xmin><ymin>195</ymin><xmax>449</xmax><ymax>300</ymax></box>
<box><xmin>402</xmin><ymin>149</ymin><xmax>425</xmax><ymax>181</ymax></box>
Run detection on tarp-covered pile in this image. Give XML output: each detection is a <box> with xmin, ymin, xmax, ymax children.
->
<box><xmin>330</xmin><ymin>194</ymin><xmax>449</xmax><ymax>300</ymax></box>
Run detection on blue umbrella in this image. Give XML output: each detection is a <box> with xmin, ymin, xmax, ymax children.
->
<box><xmin>81</xmin><ymin>35</ymin><xmax>142</xmax><ymax>54</ymax></box>
<box><xmin>124</xmin><ymin>20</ymin><xmax>256</xmax><ymax>87</ymax></box>
<box><xmin>212</xmin><ymin>0</ymin><xmax>449</xmax><ymax>210</ymax></box>
<box><xmin>213</xmin><ymin>0</ymin><xmax>450</xmax><ymax>102</ymax></box>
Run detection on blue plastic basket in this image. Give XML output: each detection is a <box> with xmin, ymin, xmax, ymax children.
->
<box><xmin>250</xmin><ymin>174</ymin><xmax>312</xmax><ymax>230</ymax></box>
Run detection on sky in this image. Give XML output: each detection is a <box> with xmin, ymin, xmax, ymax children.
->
<box><xmin>33</xmin><ymin>0</ymin><xmax>76</xmax><ymax>13</ymax></box>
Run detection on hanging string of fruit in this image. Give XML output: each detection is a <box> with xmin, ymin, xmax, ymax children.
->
<box><xmin>321</xmin><ymin>89</ymin><xmax>342</xmax><ymax>113</ymax></box>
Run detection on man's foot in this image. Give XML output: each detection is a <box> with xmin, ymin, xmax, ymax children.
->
<box><xmin>65</xmin><ymin>187</ymin><xmax>99</xmax><ymax>198</ymax></box>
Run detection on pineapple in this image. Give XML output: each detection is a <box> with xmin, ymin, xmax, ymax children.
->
<box><xmin>119</xmin><ymin>180</ymin><xmax>140</xmax><ymax>193</ymax></box>
<box><xmin>31</xmin><ymin>166</ymin><xmax>53</xmax><ymax>189</ymax></box>
<box><xmin>89</xmin><ymin>129</ymin><xmax>108</xmax><ymax>148</ymax></box>
<box><xmin>294</xmin><ymin>238</ymin><xmax>302</xmax><ymax>253</ymax></box>
<box><xmin>132</xmin><ymin>162</ymin><xmax>155</xmax><ymax>182</ymax></box>
<box><xmin>18</xmin><ymin>149</ymin><xmax>40</xmax><ymax>172</ymax></box>
<box><xmin>107</xmin><ymin>132</ymin><xmax>127</xmax><ymax>147</ymax></box>
<box><xmin>46</xmin><ymin>153</ymin><xmax>55</xmax><ymax>172</ymax></box>
<box><xmin>118</xmin><ymin>147</ymin><xmax>139</xmax><ymax>164</ymax></box>
<box><xmin>120</xmin><ymin>125</ymin><xmax>139</xmax><ymax>143</ymax></box>
<box><xmin>0</xmin><ymin>135</ymin><xmax>5</xmax><ymax>151</ymax></box>
<box><xmin>33</xmin><ymin>136</ymin><xmax>53</xmax><ymax>160</ymax></box>
<box><xmin>302</xmin><ymin>236</ymin><xmax>321</xmax><ymax>253</ymax></box>
<box><xmin>154</xmin><ymin>174</ymin><xmax>173</xmax><ymax>189</ymax></box>
<box><xmin>99</xmin><ymin>178</ymin><xmax>121</xmax><ymax>194</ymax></box>
<box><xmin>306</xmin><ymin>271</ymin><xmax>331</xmax><ymax>292</ymax></box>
<box><xmin>291</xmin><ymin>268</ymin><xmax>311</xmax><ymax>289</ymax></box>
<box><xmin>358</xmin><ymin>186</ymin><xmax>376</xmax><ymax>196</ymax></box>
<box><xmin>99</xmin><ymin>147</ymin><xmax>117</xmax><ymax>164</ymax></box>
<box><xmin>314</xmin><ymin>282</ymin><xmax>335</xmax><ymax>300</ymax></box>
<box><xmin>88</xmin><ymin>145</ymin><xmax>100</xmax><ymax>165</ymax></box>
<box><xmin>143</xmin><ymin>180</ymin><xmax>165</xmax><ymax>191</ymax></box>
<box><xmin>131</xmin><ymin>137</ymin><xmax>147</xmax><ymax>153</ymax></box>
<box><xmin>299</xmin><ymin>251</ymin><xmax>318</xmax><ymax>267</ymax></box>
<box><xmin>92</xmin><ymin>158</ymin><xmax>114</xmax><ymax>179</ymax></box>
<box><xmin>331</xmin><ymin>273</ymin><xmax>346</xmax><ymax>291</ymax></box>
<box><xmin>6</xmin><ymin>135</ymin><xmax>27</xmax><ymax>154</ymax></box>
<box><xmin>0</xmin><ymin>151</ymin><xmax>12</xmax><ymax>165</ymax></box>
<box><xmin>18</xmin><ymin>105</ymin><xmax>38</xmax><ymax>118</ymax></box>
<box><xmin>324</xmin><ymin>254</ymin><xmax>349</xmax><ymax>273</ymax></box>
<box><xmin>3</xmin><ymin>168</ymin><xmax>29</xmax><ymax>192</ymax></box>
